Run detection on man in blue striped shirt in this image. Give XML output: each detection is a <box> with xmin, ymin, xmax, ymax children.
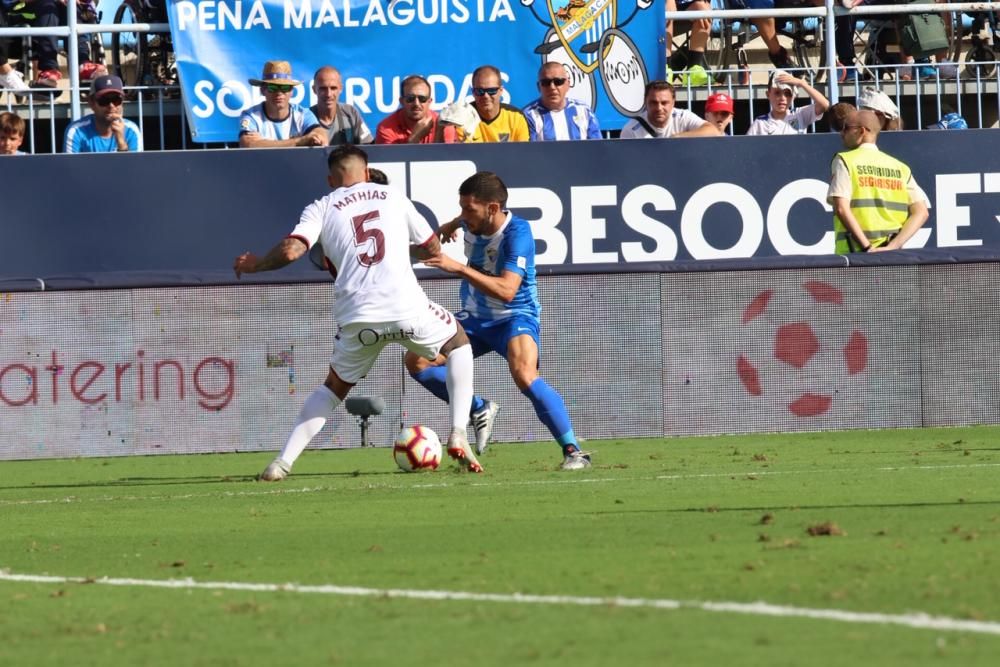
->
<box><xmin>522</xmin><ymin>63</ymin><xmax>601</xmax><ymax>142</ymax></box>
<box><xmin>404</xmin><ymin>172</ymin><xmax>592</xmax><ymax>470</ymax></box>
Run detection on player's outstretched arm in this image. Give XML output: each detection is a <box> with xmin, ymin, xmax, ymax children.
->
<box><xmin>234</xmin><ymin>237</ymin><xmax>308</xmax><ymax>278</ymax></box>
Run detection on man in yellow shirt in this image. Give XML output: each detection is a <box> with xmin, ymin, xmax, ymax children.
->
<box><xmin>439</xmin><ymin>65</ymin><xmax>529</xmax><ymax>143</ymax></box>
<box><xmin>827</xmin><ymin>110</ymin><xmax>929</xmax><ymax>254</ymax></box>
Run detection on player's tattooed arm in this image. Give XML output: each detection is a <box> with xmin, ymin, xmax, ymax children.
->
<box><xmin>410</xmin><ymin>234</ymin><xmax>442</xmax><ymax>261</ymax></box>
<box><xmin>234</xmin><ymin>237</ymin><xmax>308</xmax><ymax>278</ymax></box>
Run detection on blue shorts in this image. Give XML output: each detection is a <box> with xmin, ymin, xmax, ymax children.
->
<box><xmin>455</xmin><ymin>311</ymin><xmax>540</xmax><ymax>360</ymax></box>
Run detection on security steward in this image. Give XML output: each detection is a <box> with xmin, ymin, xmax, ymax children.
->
<box><xmin>828</xmin><ymin>110</ymin><xmax>929</xmax><ymax>253</ymax></box>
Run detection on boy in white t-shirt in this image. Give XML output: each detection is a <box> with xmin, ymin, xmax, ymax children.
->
<box><xmin>746</xmin><ymin>69</ymin><xmax>830</xmax><ymax>136</ymax></box>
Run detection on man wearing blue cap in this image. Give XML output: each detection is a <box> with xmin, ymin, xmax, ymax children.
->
<box><xmin>63</xmin><ymin>75</ymin><xmax>143</xmax><ymax>153</ymax></box>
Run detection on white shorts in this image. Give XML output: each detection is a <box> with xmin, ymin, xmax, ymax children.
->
<box><xmin>330</xmin><ymin>301</ymin><xmax>458</xmax><ymax>384</ymax></box>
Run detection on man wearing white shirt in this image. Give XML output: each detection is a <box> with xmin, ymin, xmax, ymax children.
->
<box><xmin>619</xmin><ymin>80</ymin><xmax>721</xmax><ymax>139</ymax></box>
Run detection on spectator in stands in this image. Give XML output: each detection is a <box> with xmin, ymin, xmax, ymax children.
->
<box><xmin>239</xmin><ymin>61</ymin><xmax>326</xmax><ymax>149</ymax></box>
<box><xmin>375</xmin><ymin>75</ymin><xmax>456</xmax><ymax>144</ymax></box>
<box><xmin>828</xmin><ymin>109</ymin><xmax>928</xmax><ymax>253</ymax></box>
<box><xmin>445</xmin><ymin>65</ymin><xmax>528</xmax><ymax>143</ymax></box>
<box><xmin>927</xmin><ymin>111</ymin><xmax>968</xmax><ymax>130</ymax></box>
<box><xmin>826</xmin><ymin>101</ymin><xmax>856</xmax><ymax>133</ymax></box>
<box><xmin>64</xmin><ymin>75</ymin><xmax>142</xmax><ymax>153</ymax></box>
<box><xmin>669</xmin><ymin>0</ymin><xmax>712</xmax><ymax>86</ymax></box>
<box><xmin>0</xmin><ymin>36</ymin><xmax>29</xmax><ymax>95</ymax></box>
<box><xmin>310</xmin><ymin>66</ymin><xmax>373</xmax><ymax>145</ymax></box>
<box><xmin>620</xmin><ymin>80</ymin><xmax>720</xmax><ymax>138</ymax></box>
<box><xmin>747</xmin><ymin>69</ymin><xmax>829</xmax><ymax>135</ymax></box>
<box><xmin>704</xmin><ymin>91</ymin><xmax>735</xmax><ymax>134</ymax></box>
<box><xmin>522</xmin><ymin>62</ymin><xmax>600</xmax><ymax>141</ymax></box>
<box><xmin>0</xmin><ymin>111</ymin><xmax>26</xmax><ymax>155</ymax></box>
<box><xmin>857</xmin><ymin>86</ymin><xmax>901</xmax><ymax>131</ymax></box>
<box><xmin>31</xmin><ymin>0</ymin><xmax>107</xmax><ymax>90</ymax></box>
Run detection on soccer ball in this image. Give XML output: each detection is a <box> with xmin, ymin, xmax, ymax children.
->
<box><xmin>393</xmin><ymin>425</ymin><xmax>442</xmax><ymax>472</ymax></box>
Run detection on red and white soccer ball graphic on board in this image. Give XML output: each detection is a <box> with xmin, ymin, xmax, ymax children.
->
<box><xmin>736</xmin><ymin>281</ymin><xmax>867</xmax><ymax>417</ymax></box>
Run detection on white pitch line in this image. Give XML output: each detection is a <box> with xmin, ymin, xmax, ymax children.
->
<box><xmin>1</xmin><ymin>462</ymin><xmax>999</xmax><ymax>507</ymax></box>
<box><xmin>2</xmin><ymin>570</ymin><xmax>999</xmax><ymax>636</ymax></box>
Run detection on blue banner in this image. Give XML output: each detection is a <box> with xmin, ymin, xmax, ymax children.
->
<box><xmin>165</xmin><ymin>0</ymin><xmax>666</xmax><ymax>143</ymax></box>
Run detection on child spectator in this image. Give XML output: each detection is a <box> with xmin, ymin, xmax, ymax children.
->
<box><xmin>747</xmin><ymin>69</ymin><xmax>829</xmax><ymax>135</ymax></box>
<box><xmin>826</xmin><ymin>101</ymin><xmax>857</xmax><ymax>133</ymax></box>
<box><xmin>0</xmin><ymin>111</ymin><xmax>26</xmax><ymax>155</ymax></box>
<box><xmin>704</xmin><ymin>92</ymin><xmax>735</xmax><ymax>134</ymax></box>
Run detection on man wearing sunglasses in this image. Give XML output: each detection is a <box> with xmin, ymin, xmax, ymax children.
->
<box><xmin>375</xmin><ymin>75</ymin><xmax>456</xmax><ymax>144</ymax></box>
<box><xmin>239</xmin><ymin>60</ymin><xmax>326</xmax><ymax>149</ymax></box>
<box><xmin>448</xmin><ymin>65</ymin><xmax>528</xmax><ymax>143</ymax></box>
<box><xmin>64</xmin><ymin>75</ymin><xmax>142</xmax><ymax>153</ymax></box>
<box><xmin>828</xmin><ymin>110</ymin><xmax>928</xmax><ymax>254</ymax></box>
<box><xmin>746</xmin><ymin>69</ymin><xmax>829</xmax><ymax>136</ymax></box>
<box><xmin>522</xmin><ymin>62</ymin><xmax>601</xmax><ymax>142</ymax></box>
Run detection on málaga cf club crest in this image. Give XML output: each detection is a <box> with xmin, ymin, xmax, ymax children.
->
<box><xmin>547</xmin><ymin>0</ymin><xmax>615</xmax><ymax>75</ymax></box>
<box><xmin>524</xmin><ymin>0</ymin><xmax>653</xmax><ymax>115</ymax></box>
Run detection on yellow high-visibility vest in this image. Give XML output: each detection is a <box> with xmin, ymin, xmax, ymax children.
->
<box><xmin>833</xmin><ymin>147</ymin><xmax>911</xmax><ymax>254</ymax></box>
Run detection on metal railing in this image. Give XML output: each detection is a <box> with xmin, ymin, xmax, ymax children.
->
<box><xmin>4</xmin><ymin>1</ymin><xmax>1000</xmax><ymax>151</ymax></box>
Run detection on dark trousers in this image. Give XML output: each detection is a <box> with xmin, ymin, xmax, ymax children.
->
<box><xmin>32</xmin><ymin>0</ymin><xmax>92</xmax><ymax>72</ymax></box>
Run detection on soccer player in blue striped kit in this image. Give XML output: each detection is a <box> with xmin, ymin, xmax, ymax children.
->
<box><xmin>404</xmin><ymin>171</ymin><xmax>591</xmax><ymax>470</ymax></box>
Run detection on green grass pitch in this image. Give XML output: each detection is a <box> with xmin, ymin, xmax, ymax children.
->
<box><xmin>1</xmin><ymin>426</ymin><xmax>999</xmax><ymax>666</ymax></box>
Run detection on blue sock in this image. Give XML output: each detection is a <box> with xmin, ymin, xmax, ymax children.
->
<box><xmin>522</xmin><ymin>378</ymin><xmax>577</xmax><ymax>451</ymax></box>
<box><xmin>412</xmin><ymin>367</ymin><xmax>485</xmax><ymax>414</ymax></box>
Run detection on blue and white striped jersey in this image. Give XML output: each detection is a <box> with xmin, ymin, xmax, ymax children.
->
<box><xmin>522</xmin><ymin>98</ymin><xmax>601</xmax><ymax>142</ymax></box>
<box><xmin>460</xmin><ymin>212</ymin><xmax>540</xmax><ymax>323</ymax></box>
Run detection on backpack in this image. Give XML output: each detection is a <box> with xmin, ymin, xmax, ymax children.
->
<box><xmin>899</xmin><ymin>3</ymin><xmax>950</xmax><ymax>58</ymax></box>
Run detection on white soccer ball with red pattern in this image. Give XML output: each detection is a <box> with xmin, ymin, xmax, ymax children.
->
<box><xmin>393</xmin><ymin>425</ymin><xmax>442</xmax><ymax>472</ymax></box>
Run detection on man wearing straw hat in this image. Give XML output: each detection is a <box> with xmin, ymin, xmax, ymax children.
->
<box><xmin>238</xmin><ymin>60</ymin><xmax>327</xmax><ymax>148</ymax></box>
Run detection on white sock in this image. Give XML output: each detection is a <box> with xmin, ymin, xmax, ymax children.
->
<box><xmin>445</xmin><ymin>344</ymin><xmax>474</xmax><ymax>434</ymax></box>
<box><xmin>277</xmin><ymin>384</ymin><xmax>340</xmax><ymax>466</ymax></box>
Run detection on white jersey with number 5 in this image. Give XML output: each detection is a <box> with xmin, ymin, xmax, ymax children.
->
<box><xmin>290</xmin><ymin>182</ymin><xmax>435</xmax><ymax>323</ymax></box>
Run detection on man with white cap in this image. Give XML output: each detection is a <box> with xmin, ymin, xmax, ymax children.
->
<box><xmin>747</xmin><ymin>69</ymin><xmax>829</xmax><ymax>136</ymax></box>
<box><xmin>857</xmin><ymin>86</ymin><xmax>902</xmax><ymax>131</ymax></box>
<box><xmin>239</xmin><ymin>60</ymin><xmax>327</xmax><ymax>148</ymax></box>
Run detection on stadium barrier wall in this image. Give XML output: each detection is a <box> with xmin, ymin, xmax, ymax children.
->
<box><xmin>4</xmin><ymin>133</ymin><xmax>1000</xmax><ymax>288</ymax></box>
<box><xmin>3</xmin><ymin>260</ymin><xmax>1000</xmax><ymax>460</ymax></box>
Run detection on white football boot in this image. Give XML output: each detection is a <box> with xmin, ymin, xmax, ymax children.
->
<box><xmin>259</xmin><ymin>457</ymin><xmax>291</xmax><ymax>481</ymax></box>
<box><xmin>471</xmin><ymin>400</ymin><xmax>500</xmax><ymax>455</ymax></box>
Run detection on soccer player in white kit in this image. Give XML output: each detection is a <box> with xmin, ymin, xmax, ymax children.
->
<box><xmin>233</xmin><ymin>145</ymin><xmax>482</xmax><ymax>478</ymax></box>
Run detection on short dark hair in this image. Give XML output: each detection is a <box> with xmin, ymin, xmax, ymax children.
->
<box><xmin>368</xmin><ymin>167</ymin><xmax>389</xmax><ymax>185</ymax></box>
<box><xmin>644</xmin><ymin>80</ymin><xmax>675</xmax><ymax>99</ymax></box>
<box><xmin>459</xmin><ymin>172</ymin><xmax>508</xmax><ymax>208</ymax></box>
<box><xmin>400</xmin><ymin>75</ymin><xmax>430</xmax><ymax>97</ymax></box>
<box><xmin>327</xmin><ymin>144</ymin><xmax>368</xmax><ymax>171</ymax></box>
